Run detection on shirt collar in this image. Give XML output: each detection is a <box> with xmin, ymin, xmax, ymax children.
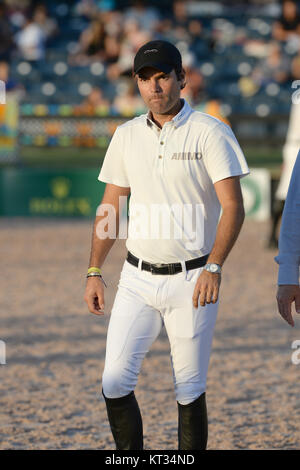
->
<box><xmin>146</xmin><ymin>99</ymin><xmax>193</xmax><ymax>130</ymax></box>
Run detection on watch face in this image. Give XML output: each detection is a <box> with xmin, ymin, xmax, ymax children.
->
<box><xmin>210</xmin><ymin>264</ymin><xmax>218</xmax><ymax>272</ymax></box>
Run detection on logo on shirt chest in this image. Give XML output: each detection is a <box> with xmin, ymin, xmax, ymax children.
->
<box><xmin>171</xmin><ymin>152</ymin><xmax>202</xmax><ymax>160</ymax></box>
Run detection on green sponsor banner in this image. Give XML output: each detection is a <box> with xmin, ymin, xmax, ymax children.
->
<box><xmin>0</xmin><ymin>168</ymin><xmax>105</xmax><ymax>217</ymax></box>
<box><xmin>240</xmin><ymin>168</ymin><xmax>271</xmax><ymax>221</ymax></box>
<box><xmin>0</xmin><ymin>167</ymin><xmax>270</xmax><ymax>219</ymax></box>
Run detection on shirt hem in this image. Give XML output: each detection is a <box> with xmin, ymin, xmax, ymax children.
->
<box><xmin>98</xmin><ymin>175</ymin><xmax>130</xmax><ymax>188</ymax></box>
<box><xmin>212</xmin><ymin>170</ymin><xmax>250</xmax><ymax>184</ymax></box>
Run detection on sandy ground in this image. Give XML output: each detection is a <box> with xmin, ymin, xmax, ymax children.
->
<box><xmin>0</xmin><ymin>217</ymin><xmax>299</xmax><ymax>450</ymax></box>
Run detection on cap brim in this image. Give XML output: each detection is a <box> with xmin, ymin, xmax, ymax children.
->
<box><xmin>134</xmin><ymin>62</ymin><xmax>173</xmax><ymax>75</ymax></box>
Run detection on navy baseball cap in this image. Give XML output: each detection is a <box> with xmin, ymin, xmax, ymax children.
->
<box><xmin>133</xmin><ymin>40</ymin><xmax>182</xmax><ymax>75</ymax></box>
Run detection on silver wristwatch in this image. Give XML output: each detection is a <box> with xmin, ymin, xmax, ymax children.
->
<box><xmin>204</xmin><ymin>263</ymin><xmax>222</xmax><ymax>274</ymax></box>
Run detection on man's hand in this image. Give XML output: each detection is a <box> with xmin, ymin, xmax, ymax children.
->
<box><xmin>276</xmin><ymin>284</ymin><xmax>300</xmax><ymax>327</ymax></box>
<box><xmin>193</xmin><ymin>270</ymin><xmax>221</xmax><ymax>308</ymax></box>
<box><xmin>84</xmin><ymin>277</ymin><xmax>105</xmax><ymax>315</ymax></box>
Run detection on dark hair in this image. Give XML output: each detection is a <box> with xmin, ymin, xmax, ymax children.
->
<box><xmin>174</xmin><ymin>67</ymin><xmax>186</xmax><ymax>89</ymax></box>
<box><xmin>174</xmin><ymin>66</ymin><xmax>184</xmax><ymax>79</ymax></box>
<box><xmin>133</xmin><ymin>65</ymin><xmax>185</xmax><ymax>87</ymax></box>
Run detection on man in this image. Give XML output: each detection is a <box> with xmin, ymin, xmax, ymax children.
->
<box><xmin>275</xmin><ymin>149</ymin><xmax>300</xmax><ymax>328</ymax></box>
<box><xmin>267</xmin><ymin>101</ymin><xmax>300</xmax><ymax>248</ymax></box>
<box><xmin>84</xmin><ymin>40</ymin><xmax>250</xmax><ymax>450</ymax></box>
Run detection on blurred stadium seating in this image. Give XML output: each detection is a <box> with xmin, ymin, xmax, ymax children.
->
<box><xmin>3</xmin><ymin>0</ymin><xmax>299</xmax><ymax>113</ymax></box>
<box><xmin>0</xmin><ymin>0</ymin><xmax>299</xmax><ymax>158</ymax></box>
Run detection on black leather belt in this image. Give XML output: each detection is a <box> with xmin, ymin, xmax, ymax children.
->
<box><xmin>126</xmin><ymin>251</ymin><xmax>209</xmax><ymax>275</ymax></box>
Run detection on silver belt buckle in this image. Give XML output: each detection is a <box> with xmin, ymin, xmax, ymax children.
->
<box><xmin>168</xmin><ymin>263</ymin><xmax>176</xmax><ymax>275</ymax></box>
<box><xmin>150</xmin><ymin>262</ymin><xmax>164</xmax><ymax>274</ymax></box>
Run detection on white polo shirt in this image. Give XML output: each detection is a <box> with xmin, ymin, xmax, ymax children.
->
<box><xmin>98</xmin><ymin>99</ymin><xmax>250</xmax><ymax>263</ymax></box>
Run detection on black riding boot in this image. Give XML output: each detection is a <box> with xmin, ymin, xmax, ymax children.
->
<box><xmin>102</xmin><ymin>389</ymin><xmax>143</xmax><ymax>450</ymax></box>
<box><xmin>177</xmin><ymin>392</ymin><xmax>208</xmax><ymax>450</ymax></box>
<box><xmin>267</xmin><ymin>199</ymin><xmax>284</xmax><ymax>249</ymax></box>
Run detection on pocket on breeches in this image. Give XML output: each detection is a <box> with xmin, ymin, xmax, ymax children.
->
<box><xmin>172</xmin><ymin>301</ymin><xmax>219</xmax><ymax>339</ymax></box>
<box><xmin>184</xmin><ymin>266</ymin><xmax>203</xmax><ymax>282</ymax></box>
<box><xmin>169</xmin><ymin>267</ymin><xmax>218</xmax><ymax>339</ymax></box>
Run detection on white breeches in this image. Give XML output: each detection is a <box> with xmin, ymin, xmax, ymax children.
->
<box><xmin>102</xmin><ymin>258</ymin><xmax>219</xmax><ymax>405</ymax></box>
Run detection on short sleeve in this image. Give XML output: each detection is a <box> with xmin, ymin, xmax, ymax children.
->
<box><xmin>202</xmin><ymin>122</ymin><xmax>250</xmax><ymax>184</ymax></box>
<box><xmin>98</xmin><ymin>126</ymin><xmax>130</xmax><ymax>187</ymax></box>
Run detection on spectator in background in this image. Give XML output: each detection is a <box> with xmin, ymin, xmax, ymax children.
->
<box><xmin>0</xmin><ymin>60</ymin><xmax>25</xmax><ymax>103</ymax></box>
<box><xmin>124</xmin><ymin>0</ymin><xmax>160</xmax><ymax>32</ymax></box>
<box><xmin>252</xmin><ymin>41</ymin><xmax>290</xmax><ymax>87</ymax></box>
<box><xmin>103</xmin><ymin>9</ymin><xmax>123</xmax><ymax>38</ymax></box>
<box><xmin>172</xmin><ymin>0</ymin><xmax>189</xmax><ymax>28</ymax></box>
<box><xmin>5</xmin><ymin>0</ymin><xmax>31</xmax><ymax>29</ymax></box>
<box><xmin>181</xmin><ymin>66</ymin><xmax>206</xmax><ymax>106</ymax></box>
<box><xmin>75</xmin><ymin>0</ymin><xmax>116</xmax><ymax>18</ymax></box>
<box><xmin>106</xmin><ymin>22</ymin><xmax>151</xmax><ymax>80</ymax></box>
<box><xmin>0</xmin><ymin>60</ymin><xmax>24</xmax><ymax>156</ymax></box>
<box><xmin>101</xmin><ymin>10</ymin><xmax>123</xmax><ymax>66</ymax></box>
<box><xmin>168</xmin><ymin>0</ymin><xmax>191</xmax><ymax>42</ymax></box>
<box><xmin>156</xmin><ymin>0</ymin><xmax>194</xmax><ymax>44</ymax></box>
<box><xmin>68</xmin><ymin>16</ymin><xmax>107</xmax><ymax>66</ymax></box>
<box><xmin>79</xmin><ymin>86</ymin><xmax>110</xmax><ymax>115</ymax></box>
<box><xmin>103</xmin><ymin>35</ymin><xmax>121</xmax><ymax>65</ymax></box>
<box><xmin>196</xmin><ymin>98</ymin><xmax>231</xmax><ymax>126</ymax></box>
<box><xmin>0</xmin><ymin>2</ymin><xmax>14</xmax><ymax>62</ymax></box>
<box><xmin>181</xmin><ymin>64</ymin><xmax>230</xmax><ymax>126</ymax></box>
<box><xmin>155</xmin><ymin>16</ymin><xmax>173</xmax><ymax>39</ymax></box>
<box><xmin>291</xmin><ymin>52</ymin><xmax>300</xmax><ymax>79</ymax></box>
<box><xmin>0</xmin><ymin>61</ymin><xmax>21</xmax><ymax>92</ymax></box>
<box><xmin>272</xmin><ymin>0</ymin><xmax>300</xmax><ymax>41</ymax></box>
<box><xmin>33</xmin><ymin>4</ymin><xmax>59</xmax><ymax>42</ymax></box>
<box><xmin>188</xmin><ymin>18</ymin><xmax>204</xmax><ymax>46</ymax></box>
<box><xmin>75</xmin><ymin>0</ymin><xmax>99</xmax><ymax>18</ymax></box>
<box><xmin>15</xmin><ymin>13</ymin><xmax>45</xmax><ymax>61</ymax></box>
<box><xmin>112</xmin><ymin>79</ymin><xmax>145</xmax><ymax>116</ymax></box>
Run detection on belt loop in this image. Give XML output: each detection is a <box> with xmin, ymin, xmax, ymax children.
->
<box><xmin>180</xmin><ymin>260</ymin><xmax>186</xmax><ymax>276</ymax></box>
<box><xmin>138</xmin><ymin>258</ymin><xmax>143</xmax><ymax>271</ymax></box>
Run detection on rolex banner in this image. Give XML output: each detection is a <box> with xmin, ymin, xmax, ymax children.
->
<box><xmin>0</xmin><ymin>167</ymin><xmax>270</xmax><ymax>220</ymax></box>
<box><xmin>0</xmin><ymin>168</ymin><xmax>105</xmax><ymax>217</ymax></box>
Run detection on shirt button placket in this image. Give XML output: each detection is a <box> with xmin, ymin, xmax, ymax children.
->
<box><xmin>158</xmin><ymin>131</ymin><xmax>166</xmax><ymax>169</ymax></box>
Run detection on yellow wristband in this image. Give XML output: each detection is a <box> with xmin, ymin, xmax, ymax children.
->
<box><xmin>87</xmin><ymin>267</ymin><xmax>101</xmax><ymax>274</ymax></box>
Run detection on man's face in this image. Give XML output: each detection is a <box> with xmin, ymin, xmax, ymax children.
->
<box><xmin>0</xmin><ymin>62</ymin><xmax>9</xmax><ymax>81</ymax></box>
<box><xmin>283</xmin><ymin>1</ymin><xmax>297</xmax><ymax>18</ymax></box>
<box><xmin>136</xmin><ymin>67</ymin><xmax>183</xmax><ymax>115</ymax></box>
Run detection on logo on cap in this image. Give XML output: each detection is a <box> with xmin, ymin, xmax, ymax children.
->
<box><xmin>144</xmin><ymin>49</ymin><xmax>158</xmax><ymax>54</ymax></box>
